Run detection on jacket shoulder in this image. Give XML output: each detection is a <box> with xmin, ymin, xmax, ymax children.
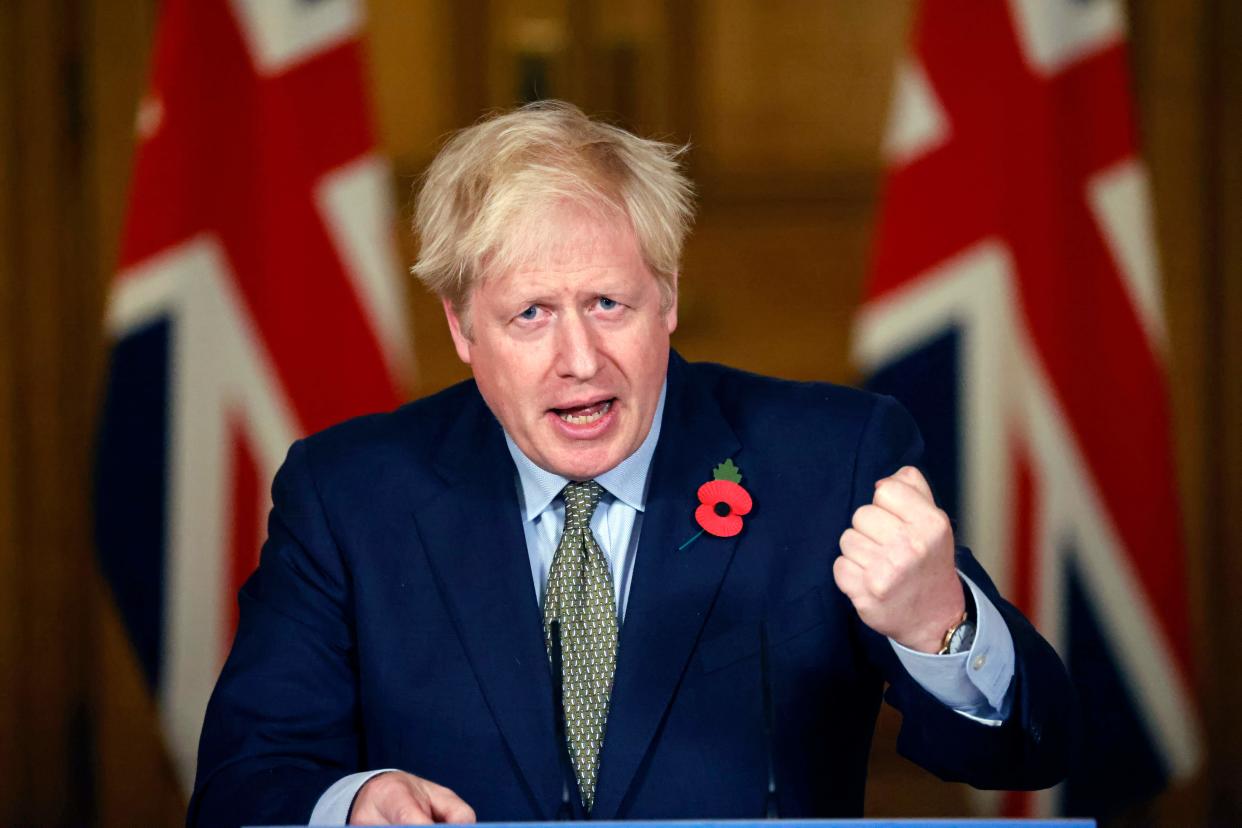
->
<box><xmin>682</xmin><ymin>360</ymin><xmax>922</xmax><ymax>506</ymax></box>
<box><xmin>290</xmin><ymin>379</ymin><xmax>483</xmax><ymax>501</ymax></box>
<box><xmin>686</xmin><ymin>360</ymin><xmax>895</xmax><ymax>437</ymax></box>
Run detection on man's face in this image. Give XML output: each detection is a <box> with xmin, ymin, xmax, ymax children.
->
<box><xmin>444</xmin><ymin>207</ymin><xmax>677</xmax><ymax>481</ymax></box>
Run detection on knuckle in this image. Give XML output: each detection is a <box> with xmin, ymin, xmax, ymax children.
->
<box><xmin>888</xmin><ymin>524</ymin><xmax>911</xmax><ymax>551</ymax></box>
<box><xmin>887</xmin><ymin>544</ymin><xmax>911</xmax><ymax>569</ymax></box>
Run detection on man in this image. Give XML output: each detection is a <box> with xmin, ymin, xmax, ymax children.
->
<box><xmin>190</xmin><ymin>101</ymin><xmax>1076</xmax><ymax>827</ymax></box>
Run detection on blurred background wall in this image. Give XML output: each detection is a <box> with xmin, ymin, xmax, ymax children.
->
<box><xmin>0</xmin><ymin>0</ymin><xmax>1239</xmax><ymax>825</ymax></box>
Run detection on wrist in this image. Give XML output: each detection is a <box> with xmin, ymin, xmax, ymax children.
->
<box><xmin>936</xmin><ymin>577</ymin><xmax>977</xmax><ymax>654</ymax></box>
<box><xmin>904</xmin><ymin>581</ymin><xmax>969</xmax><ymax>654</ymax></box>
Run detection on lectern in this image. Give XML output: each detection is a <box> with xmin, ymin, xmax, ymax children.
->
<box><xmin>277</xmin><ymin>820</ymin><xmax>1096</xmax><ymax>827</ymax></box>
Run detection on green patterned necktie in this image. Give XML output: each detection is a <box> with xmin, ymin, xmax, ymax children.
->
<box><xmin>542</xmin><ymin>480</ymin><xmax>617</xmax><ymax>812</ymax></box>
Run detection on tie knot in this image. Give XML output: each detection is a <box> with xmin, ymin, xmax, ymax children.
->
<box><xmin>562</xmin><ymin>480</ymin><xmax>603</xmax><ymax>530</ymax></box>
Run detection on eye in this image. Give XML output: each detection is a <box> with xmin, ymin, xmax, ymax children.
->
<box><xmin>598</xmin><ymin>296</ymin><xmax>619</xmax><ymax>311</ymax></box>
<box><xmin>517</xmin><ymin>305</ymin><xmax>539</xmax><ymax>321</ymax></box>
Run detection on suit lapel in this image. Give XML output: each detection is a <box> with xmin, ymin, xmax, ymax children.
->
<box><xmin>411</xmin><ymin>395</ymin><xmax>563</xmax><ymax>817</ymax></box>
<box><xmin>592</xmin><ymin>353</ymin><xmax>743</xmax><ymax>818</ymax></box>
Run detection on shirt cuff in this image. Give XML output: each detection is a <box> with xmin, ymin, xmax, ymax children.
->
<box><xmin>888</xmin><ymin>572</ymin><xmax>1016</xmax><ymax>724</ymax></box>
<box><xmin>309</xmin><ymin>769</ymin><xmax>398</xmax><ymax>825</ymax></box>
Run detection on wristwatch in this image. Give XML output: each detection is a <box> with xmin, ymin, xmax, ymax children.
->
<box><xmin>938</xmin><ymin>580</ymin><xmax>977</xmax><ymax>655</ymax></box>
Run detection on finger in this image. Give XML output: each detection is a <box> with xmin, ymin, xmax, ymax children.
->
<box><xmin>872</xmin><ymin>477</ymin><xmax>936</xmax><ymax>524</ymax></box>
<box><xmin>353</xmin><ymin>800</ymin><xmax>431</xmax><ymax>827</ymax></box>
<box><xmin>352</xmin><ymin>774</ymin><xmax>431</xmax><ymax>826</ymax></box>
<box><xmin>392</xmin><ymin>804</ymin><xmax>435</xmax><ymax>826</ymax></box>
<box><xmin>432</xmin><ymin>799</ymin><xmax>476</xmax><ymax>824</ymax></box>
<box><xmin>838</xmin><ymin>527</ymin><xmax>881</xmax><ymax>567</ymax></box>
<box><xmin>832</xmin><ymin>554</ymin><xmax>866</xmax><ymax>598</ymax></box>
<box><xmin>425</xmin><ymin>784</ymin><xmax>477</xmax><ymax>823</ymax></box>
<box><xmin>893</xmin><ymin>465</ymin><xmax>934</xmax><ymax>501</ymax></box>
<box><xmin>851</xmin><ymin>503</ymin><xmax>904</xmax><ymax>545</ymax></box>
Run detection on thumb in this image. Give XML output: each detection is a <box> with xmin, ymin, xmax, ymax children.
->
<box><xmin>894</xmin><ymin>465</ymin><xmax>934</xmax><ymax>501</ymax></box>
<box><xmin>389</xmin><ymin>804</ymin><xmax>434</xmax><ymax>826</ymax></box>
<box><xmin>425</xmin><ymin>784</ymin><xmax>477</xmax><ymax>823</ymax></box>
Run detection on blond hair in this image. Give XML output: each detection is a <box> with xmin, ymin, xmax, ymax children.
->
<box><xmin>411</xmin><ymin>101</ymin><xmax>694</xmax><ymax>316</ymax></box>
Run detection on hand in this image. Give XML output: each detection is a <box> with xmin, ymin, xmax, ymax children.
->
<box><xmin>350</xmin><ymin>771</ymin><xmax>477</xmax><ymax>825</ymax></box>
<box><xmin>833</xmin><ymin>465</ymin><xmax>965</xmax><ymax>653</ymax></box>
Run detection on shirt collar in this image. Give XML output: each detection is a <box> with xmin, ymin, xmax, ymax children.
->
<box><xmin>504</xmin><ymin>379</ymin><xmax>667</xmax><ymax>521</ymax></box>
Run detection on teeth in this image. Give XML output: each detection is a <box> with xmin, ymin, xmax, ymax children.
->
<box><xmin>559</xmin><ymin>400</ymin><xmax>611</xmax><ymax>425</ymax></box>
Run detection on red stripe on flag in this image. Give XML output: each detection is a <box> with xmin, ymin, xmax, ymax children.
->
<box><xmin>1001</xmin><ymin>789</ymin><xmax>1034</xmax><ymax>819</ymax></box>
<box><xmin>1009</xmin><ymin>441</ymin><xmax>1037</xmax><ymax>618</ymax></box>
<box><xmin>116</xmin><ymin>0</ymin><xmax>402</xmax><ymax>433</ymax></box>
<box><xmin>1002</xmin><ymin>442</ymin><xmax>1039</xmax><ymax>817</ymax></box>
<box><xmin>102</xmin><ymin>0</ymin><xmax>408</xmax><ymax>791</ymax></box>
<box><xmin>865</xmin><ymin>0</ymin><xmax>1191</xmax><ymax>677</ymax></box>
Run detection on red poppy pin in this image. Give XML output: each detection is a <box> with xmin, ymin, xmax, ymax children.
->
<box><xmin>680</xmin><ymin>459</ymin><xmax>753</xmax><ymax>550</ymax></box>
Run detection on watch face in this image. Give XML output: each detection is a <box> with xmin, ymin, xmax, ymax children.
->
<box><xmin>951</xmin><ymin>620</ymin><xmax>977</xmax><ymax>654</ymax></box>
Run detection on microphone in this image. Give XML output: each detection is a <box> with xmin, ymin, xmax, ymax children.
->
<box><xmin>549</xmin><ymin>620</ymin><xmax>575</xmax><ymax>820</ymax></box>
<box><xmin>759</xmin><ymin>621</ymin><xmax>780</xmax><ymax>819</ymax></box>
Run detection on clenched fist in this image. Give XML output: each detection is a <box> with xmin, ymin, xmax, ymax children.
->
<box><xmin>833</xmin><ymin>465</ymin><xmax>965</xmax><ymax>654</ymax></box>
<box><xmin>350</xmin><ymin>771</ymin><xmax>476</xmax><ymax>825</ymax></box>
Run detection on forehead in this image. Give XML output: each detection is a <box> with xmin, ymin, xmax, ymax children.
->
<box><xmin>483</xmin><ymin>204</ymin><xmax>651</xmax><ymax>292</ymax></box>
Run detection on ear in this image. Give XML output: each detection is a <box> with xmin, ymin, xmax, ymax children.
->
<box><xmin>664</xmin><ymin>273</ymin><xmax>679</xmax><ymax>335</ymax></box>
<box><xmin>442</xmin><ymin>297</ymin><xmax>473</xmax><ymax>364</ymax></box>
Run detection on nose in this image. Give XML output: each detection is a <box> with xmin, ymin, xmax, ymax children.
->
<box><xmin>554</xmin><ymin>310</ymin><xmax>601</xmax><ymax>381</ymax></box>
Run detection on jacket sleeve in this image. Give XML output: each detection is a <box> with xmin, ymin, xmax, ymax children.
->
<box><xmin>187</xmin><ymin>439</ymin><xmax>362</xmax><ymax>827</ymax></box>
<box><xmin>847</xmin><ymin>393</ymin><xmax>1080</xmax><ymax>790</ymax></box>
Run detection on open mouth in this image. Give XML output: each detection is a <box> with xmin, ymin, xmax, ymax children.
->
<box><xmin>553</xmin><ymin>398</ymin><xmax>614</xmax><ymax>426</ymax></box>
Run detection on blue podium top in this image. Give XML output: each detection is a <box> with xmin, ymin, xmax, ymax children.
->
<box><xmin>283</xmin><ymin>820</ymin><xmax>1096</xmax><ymax>827</ymax></box>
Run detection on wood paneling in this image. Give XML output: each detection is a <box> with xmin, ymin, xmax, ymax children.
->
<box><xmin>1129</xmin><ymin>0</ymin><xmax>1210</xmax><ymax>688</ymax></box>
<box><xmin>1204</xmin><ymin>0</ymin><xmax>1242</xmax><ymax>819</ymax></box>
<box><xmin>78</xmin><ymin>2</ymin><xmax>179</xmax><ymax>825</ymax></box>
<box><xmin>1128</xmin><ymin>0</ymin><xmax>1240</xmax><ymax>822</ymax></box>
<box><xmin>588</xmin><ymin>0</ymin><xmax>676</xmax><ymax>133</ymax></box>
<box><xmin>3</xmin><ymin>0</ymin><xmax>98</xmax><ymax>823</ymax></box>
<box><xmin>676</xmin><ymin>201</ymin><xmax>875</xmax><ymax>384</ymax></box>
<box><xmin>95</xmin><ymin>579</ymin><xmax>185</xmax><ymax>827</ymax></box>
<box><xmin>364</xmin><ymin>0</ymin><xmax>457</xmax><ymax>169</ymax></box>
<box><xmin>0</xmin><ymin>6</ymin><xmax>24</xmax><ymax>827</ymax></box>
<box><xmin>695</xmin><ymin>0</ymin><xmax>912</xmax><ymax>195</ymax></box>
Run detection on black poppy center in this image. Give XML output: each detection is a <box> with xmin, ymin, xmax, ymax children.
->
<box><xmin>713</xmin><ymin>501</ymin><xmax>732</xmax><ymax>517</ymax></box>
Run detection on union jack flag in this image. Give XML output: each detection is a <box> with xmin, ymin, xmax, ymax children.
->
<box><xmin>854</xmin><ymin>0</ymin><xmax>1200</xmax><ymax>817</ymax></box>
<box><xmin>94</xmin><ymin>0</ymin><xmax>409</xmax><ymax>792</ymax></box>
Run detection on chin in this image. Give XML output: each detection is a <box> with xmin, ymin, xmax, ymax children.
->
<box><xmin>551</xmin><ymin>459</ymin><xmax>613</xmax><ymax>482</ymax></box>
<box><xmin>545</xmin><ymin>447</ymin><xmax>623</xmax><ymax>481</ymax></box>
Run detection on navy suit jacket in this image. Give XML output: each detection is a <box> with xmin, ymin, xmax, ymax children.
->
<box><xmin>190</xmin><ymin>351</ymin><xmax>1077</xmax><ymax>827</ymax></box>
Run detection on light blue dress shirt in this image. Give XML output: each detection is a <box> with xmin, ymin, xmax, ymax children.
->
<box><xmin>310</xmin><ymin>382</ymin><xmax>1015</xmax><ymax>824</ymax></box>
